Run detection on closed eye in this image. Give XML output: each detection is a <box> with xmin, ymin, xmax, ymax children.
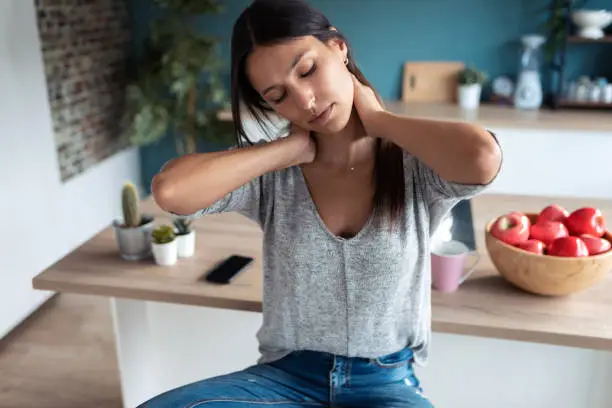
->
<box><xmin>271</xmin><ymin>94</ymin><xmax>286</xmax><ymax>104</ymax></box>
<box><xmin>300</xmin><ymin>63</ymin><xmax>317</xmax><ymax>77</ymax></box>
<box><xmin>270</xmin><ymin>64</ymin><xmax>317</xmax><ymax>104</ymax></box>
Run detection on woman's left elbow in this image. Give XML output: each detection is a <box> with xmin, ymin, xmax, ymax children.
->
<box><xmin>472</xmin><ymin>132</ymin><xmax>502</xmax><ymax>184</ymax></box>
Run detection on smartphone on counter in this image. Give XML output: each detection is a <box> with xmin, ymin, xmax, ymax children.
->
<box><xmin>202</xmin><ymin>255</ymin><xmax>254</xmax><ymax>284</ymax></box>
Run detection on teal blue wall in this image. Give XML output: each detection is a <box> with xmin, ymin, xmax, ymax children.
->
<box><xmin>130</xmin><ymin>0</ymin><xmax>612</xmax><ymax>191</ymax></box>
<box><xmin>131</xmin><ymin>0</ymin><xmax>612</xmax><ymax>99</ymax></box>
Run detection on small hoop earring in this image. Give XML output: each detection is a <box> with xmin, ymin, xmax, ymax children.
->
<box><xmin>344</xmin><ymin>57</ymin><xmax>349</xmax><ymax>66</ymax></box>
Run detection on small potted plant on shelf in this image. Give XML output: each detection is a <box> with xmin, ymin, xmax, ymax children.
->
<box><xmin>173</xmin><ymin>217</ymin><xmax>195</xmax><ymax>258</ymax></box>
<box><xmin>151</xmin><ymin>225</ymin><xmax>177</xmax><ymax>266</ymax></box>
<box><xmin>112</xmin><ymin>181</ymin><xmax>155</xmax><ymax>261</ymax></box>
<box><xmin>457</xmin><ymin>66</ymin><xmax>488</xmax><ymax>109</ymax></box>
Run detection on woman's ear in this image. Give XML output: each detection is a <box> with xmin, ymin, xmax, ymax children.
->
<box><xmin>326</xmin><ymin>36</ymin><xmax>348</xmax><ymax>64</ymax></box>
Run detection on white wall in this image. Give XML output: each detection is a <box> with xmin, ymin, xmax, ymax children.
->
<box><xmin>0</xmin><ymin>1</ymin><xmax>141</xmax><ymax>338</ymax></box>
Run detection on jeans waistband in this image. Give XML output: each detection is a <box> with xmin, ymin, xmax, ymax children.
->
<box><xmin>264</xmin><ymin>345</ymin><xmax>418</xmax><ymax>393</ymax></box>
<box><xmin>270</xmin><ymin>345</ymin><xmax>414</xmax><ymax>373</ymax></box>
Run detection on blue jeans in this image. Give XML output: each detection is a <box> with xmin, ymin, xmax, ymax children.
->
<box><xmin>137</xmin><ymin>346</ymin><xmax>433</xmax><ymax>407</ymax></box>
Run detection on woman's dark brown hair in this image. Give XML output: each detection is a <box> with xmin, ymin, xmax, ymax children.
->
<box><xmin>229</xmin><ymin>0</ymin><xmax>405</xmax><ymax>228</ymax></box>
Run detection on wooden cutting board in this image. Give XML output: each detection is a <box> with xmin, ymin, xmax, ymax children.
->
<box><xmin>401</xmin><ymin>61</ymin><xmax>465</xmax><ymax>103</ymax></box>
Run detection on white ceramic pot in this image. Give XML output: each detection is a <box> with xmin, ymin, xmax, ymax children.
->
<box><xmin>152</xmin><ymin>240</ymin><xmax>178</xmax><ymax>266</ymax></box>
<box><xmin>176</xmin><ymin>230</ymin><xmax>196</xmax><ymax>258</ymax></box>
<box><xmin>458</xmin><ymin>84</ymin><xmax>482</xmax><ymax>110</ymax></box>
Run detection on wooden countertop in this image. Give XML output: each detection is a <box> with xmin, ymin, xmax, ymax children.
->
<box><xmin>217</xmin><ymin>101</ymin><xmax>612</xmax><ymax>133</ymax></box>
<box><xmin>32</xmin><ymin>193</ymin><xmax>612</xmax><ymax>351</ymax></box>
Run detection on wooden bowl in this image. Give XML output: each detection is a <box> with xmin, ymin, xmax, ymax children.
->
<box><xmin>485</xmin><ymin>213</ymin><xmax>612</xmax><ymax>296</ymax></box>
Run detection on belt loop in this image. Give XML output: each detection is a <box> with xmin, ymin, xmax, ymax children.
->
<box><xmin>329</xmin><ymin>355</ymin><xmax>337</xmax><ymax>403</ymax></box>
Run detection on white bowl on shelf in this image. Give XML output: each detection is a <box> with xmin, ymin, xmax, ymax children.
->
<box><xmin>571</xmin><ymin>9</ymin><xmax>612</xmax><ymax>39</ymax></box>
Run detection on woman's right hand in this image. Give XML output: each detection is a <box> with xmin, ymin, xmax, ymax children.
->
<box><xmin>285</xmin><ymin>123</ymin><xmax>316</xmax><ymax>165</ymax></box>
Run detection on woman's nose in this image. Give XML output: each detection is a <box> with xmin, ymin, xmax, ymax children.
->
<box><xmin>292</xmin><ymin>86</ymin><xmax>315</xmax><ymax>113</ymax></box>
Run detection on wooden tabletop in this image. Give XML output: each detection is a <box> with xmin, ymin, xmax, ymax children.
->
<box><xmin>217</xmin><ymin>101</ymin><xmax>612</xmax><ymax>133</ymax></box>
<box><xmin>32</xmin><ymin>193</ymin><xmax>612</xmax><ymax>351</ymax></box>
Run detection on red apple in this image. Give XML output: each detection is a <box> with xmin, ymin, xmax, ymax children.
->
<box><xmin>547</xmin><ymin>236</ymin><xmax>589</xmax><ymax>257</ymax></box>
<box><xmin>565</xmin><ymin>207</ymin><xmax>606</xmax><ymax>237</ymax></box>
<box><xmin>490</xmin><ymin>212</ymin><xmax>530</xmax><ymax>245</ymax></box>
<box><xmin>514</xmin><ymin>239</ymin><xmax>545</xmax><ymax>254</ymax></box>
<box><xmin>537</xmin><ymin>204</ymin><xmax>569</xmax><ymax>224</ymax></box>
<box><xmin>579</xmin><ymin>234</ymin><xmax>611</xmax><ymax>255</ymax></box>
<box><xmin>529</xmin><ymin>221</ymin><xmax>569</xmax><ymax>246</ymax></box>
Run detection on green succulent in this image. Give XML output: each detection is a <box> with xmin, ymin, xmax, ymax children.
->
<box><xmin>152</xmin><ymin>225</ymin><xmax>176</xmax><ymax>244</ymax></box>
<box><xmin>458</xmin><ymin>66</ymin><xmax>488</xmax><ymax>86</ymax></box>
<box><xmin>173</xmin><ymin>217</ymin><xmax>193</xmax><ymax>235</ymax></box>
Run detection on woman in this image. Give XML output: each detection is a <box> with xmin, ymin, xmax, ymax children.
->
<box><xmin>143</xmin><ymin>0</ymin><xmax>502</xmax><ymax>406</ymax></box>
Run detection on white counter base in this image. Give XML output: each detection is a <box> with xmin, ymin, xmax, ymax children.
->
<box><xmin>110</xmin><ymin>298</ymin><xmax>612</xmax><ymax>408</ymax></box>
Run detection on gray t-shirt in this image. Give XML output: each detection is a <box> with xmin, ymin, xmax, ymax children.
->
<box><xmin>185</xmin><ymin>145</ymin><xmax>493</xmax><ymax>367</ymax></box>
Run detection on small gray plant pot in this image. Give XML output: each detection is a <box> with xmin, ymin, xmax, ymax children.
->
<box><xmin>112</xmin><ymin>214</ymin><xmax>155</xmax><ymax>261</ymax></box>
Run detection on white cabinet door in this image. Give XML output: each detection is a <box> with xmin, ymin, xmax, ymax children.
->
<box><xmin>486</xmin><ymin>128</ymin><xmax>612</xmax><ymax>199</ymax></box>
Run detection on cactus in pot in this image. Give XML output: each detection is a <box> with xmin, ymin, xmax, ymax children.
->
<box><xmin>151</xmin><ymin>224</ymin><xmax>178</xmax><ymax>266</ymax></box>
<box><xmin>122</xmin><ymin>182</ymin><xmax>142</xmax><ymax>228</ymax></box>
<box><xmin>173</xmin><ymin>217</ymin><xmax>196</xmax><ymax>258</ymax></box>
<box><xmin>112</xmin><ymin>181</ymin><xmax>155</xmax><ymax>261</ymax></box>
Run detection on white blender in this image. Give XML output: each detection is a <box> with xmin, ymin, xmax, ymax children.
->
<box><xmin>513</xmin><ymin>34</ymin><xmax>546</xmax><ymax>110</ymax></box>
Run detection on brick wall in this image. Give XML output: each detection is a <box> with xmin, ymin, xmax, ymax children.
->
<box><xmin>35</xmin><ymin>0</ymin><xmax>132</xmax><ymax>182</ymax></box>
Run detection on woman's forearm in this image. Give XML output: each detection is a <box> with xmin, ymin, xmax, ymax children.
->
<box><xmin>151</xmin><ymin>135</ymin><xmax>309</xmax><ymax>215</ymax></box>
<box><xmin>371</xmin><ymin>111</ymin><xmax>502</xmax><ymax>185</ymax></box>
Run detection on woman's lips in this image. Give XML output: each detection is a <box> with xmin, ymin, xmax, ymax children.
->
<box><xmin>309</xmin><ymin>104</ymin><xmax>334</xmax><ymax>126</ymax></box>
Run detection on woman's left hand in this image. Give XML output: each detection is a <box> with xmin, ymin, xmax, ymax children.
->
<box><xmin>352</xmin><ymin>74</ymin><xmax>385</xmax><ymax>136</ymax></box>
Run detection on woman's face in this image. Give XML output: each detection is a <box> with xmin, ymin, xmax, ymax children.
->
<box><xmin>245</xmin><ymin>36</ymin><xmax>354</xmax><ymax>134</ymax></box>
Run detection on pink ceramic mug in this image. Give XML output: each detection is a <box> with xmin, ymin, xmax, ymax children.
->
<box><xmin>431</xmin><ymin>240</ymin><xmax>480</xmax><ymax>293</ymax></box>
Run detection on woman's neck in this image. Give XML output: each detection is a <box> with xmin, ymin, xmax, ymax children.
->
<box><xmin>311</xmin><ymin>108</ymin><xmax>376</xmax><ymax>172</ymax></box>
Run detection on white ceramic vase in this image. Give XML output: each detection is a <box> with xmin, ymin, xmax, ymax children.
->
<box><xmin>458</xmin><ymin>84</ymin><xmax>482</xmax><ymax>110</ymax></box>
<box><xmin>152</xmin><ymin>240</ymin><xmax>178</xmax><ymax>266</ymax></box>
<box><xmin>176</xmin><ymin>230</ymin><xmax>196</xmax><ymax>258</ymax></box>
